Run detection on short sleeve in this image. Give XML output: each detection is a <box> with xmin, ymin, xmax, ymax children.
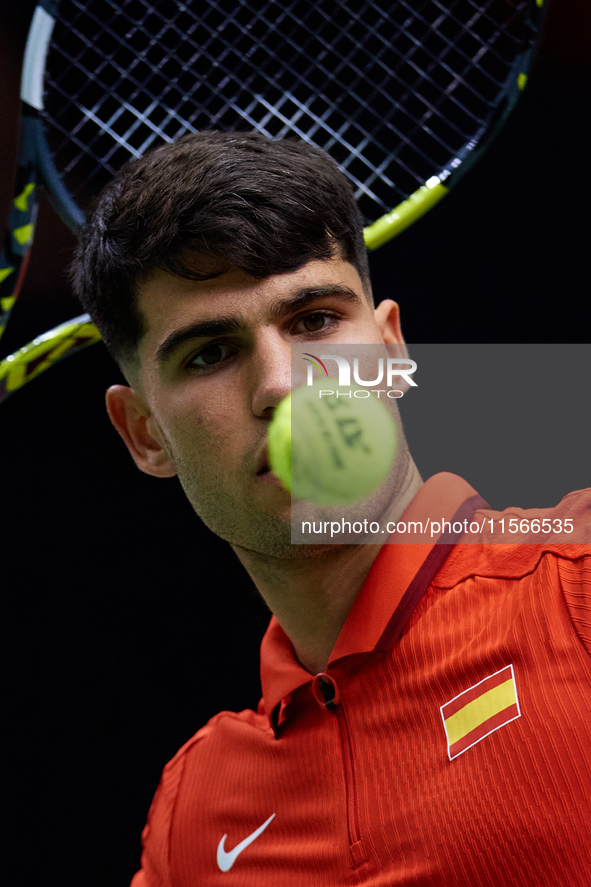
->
<box><xmin>129</xmin><ymin>752</ymin><xmax>188</xmax><ymax>887</ymax></box>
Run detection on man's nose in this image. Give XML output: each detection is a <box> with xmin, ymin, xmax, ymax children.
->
<box><xmin>250</xmin><ymin>331</ymin><xmax>292</xmax><ymax>418</ymax></box>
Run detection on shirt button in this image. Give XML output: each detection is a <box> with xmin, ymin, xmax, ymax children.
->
<box><xmin>312</xmin><ymin>672</ymin><xmax>341</xmax><ymax>710</ymax></box>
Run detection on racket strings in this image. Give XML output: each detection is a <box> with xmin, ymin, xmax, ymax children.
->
<box><xmin>48</xmin><ymin>0</ymin><xmax>522</xmax><ymax>164</ymax></box>
<box><xmin>42</xmin><ymin>0</ymin><xmax>539</xmax><ymax>221</ymax></box>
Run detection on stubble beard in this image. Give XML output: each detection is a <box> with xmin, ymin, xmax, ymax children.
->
<box><xmin>161</xmin><ymin>417</ymin><xmax>415</xmax><ymax>560</ymax></box>
<box><xmin>173</xmin><ymin>442</ymin><xmax>414</xmax><ymax>560</ymax></box>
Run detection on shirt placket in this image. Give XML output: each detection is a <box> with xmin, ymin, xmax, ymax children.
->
<box><xmin>312</xmin><ymin>672</ymin><xmax>368</xmax><ymax>870</ymax></box>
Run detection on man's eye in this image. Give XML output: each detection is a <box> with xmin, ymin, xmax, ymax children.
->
<box><xmin>296</xmin><ymin>312</ymin><xmax>338</xmax><ymax>334</ymax></box>
<box><xmin>188</xmin><ymin>343</ymin><xmax>236</xmax><ymax>369</ymax></box>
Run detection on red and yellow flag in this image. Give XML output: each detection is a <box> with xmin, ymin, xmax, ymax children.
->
<box><xmin>441</xmin><ymin>665</ymin><xmax>520</xmax><ymax>760</ymax></box>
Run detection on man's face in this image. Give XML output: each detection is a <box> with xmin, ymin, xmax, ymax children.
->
<box><xmin>114</xmin><ymin>254</ymin><xmax>405</xmax><ymax>557</ymax></box>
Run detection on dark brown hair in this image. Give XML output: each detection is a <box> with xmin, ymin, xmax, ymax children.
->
<box><xmin>71</xmin><ymin>131</ymin><xmax>370</xmax><ymax>368</ymax></box>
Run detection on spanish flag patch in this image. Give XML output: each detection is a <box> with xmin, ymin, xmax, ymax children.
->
<box><xmin>441</xmin><ymin>665</ymin><xmax>521</xmax><ymax>760</ymax></box>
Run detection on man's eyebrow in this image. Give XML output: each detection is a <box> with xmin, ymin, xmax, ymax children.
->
<box><xmin>154</xmin><ymin>285</ymin><xmax>362</xmax><ymax>365</ymax></box>
<box><xmin>155</xmin><ymin>316</ymin><xmax>244</xmax><ymax>365</ymax></box>
<box><xmin>268</xmin><ymin>285</ymin><xmax>362</xmax><ymax>322</ymax></box>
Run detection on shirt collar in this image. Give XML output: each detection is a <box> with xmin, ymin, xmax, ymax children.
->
<box><xmin>260</xmin><ymin>473</ymin><xmax>488</xmax><ymax>726</ymax></box>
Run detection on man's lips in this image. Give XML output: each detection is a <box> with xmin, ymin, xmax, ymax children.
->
<box><xmin>255</xmin><ymin>448</ymin><xmax>286</xmax><ymax>489</ymax></box>
<box><xmin>256</xmin><ymin>448</ymin><xmax>271</xmax><ymax>475</ymax></box>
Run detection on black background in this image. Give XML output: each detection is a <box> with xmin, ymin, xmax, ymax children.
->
<box><xmin>1</xmin><ymin>2</ymin><xmax>590</xmax><ymax>884</ymax></box>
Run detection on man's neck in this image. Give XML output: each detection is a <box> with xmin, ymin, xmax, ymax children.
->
<box><xmin>234</xmin><ymin>462</ymin><xmax>423</xmax><ymax>675</ymax></box>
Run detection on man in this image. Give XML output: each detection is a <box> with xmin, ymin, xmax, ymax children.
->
<box><xmin>72</xmin><ymin>131</ymin><xmax>591</xmax><ymax>885</ymax></box>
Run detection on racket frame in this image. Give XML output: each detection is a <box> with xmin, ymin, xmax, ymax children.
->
<box><xmin>0</xmin><ymin>0</ymin><xmax>549</xmax><ymax>400</ymax></box>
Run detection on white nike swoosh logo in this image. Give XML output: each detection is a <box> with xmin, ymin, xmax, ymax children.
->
<box><xmin>216</xmin><ymin>813</ymin><xmax>276</xmax><ymax>872</ymax></box>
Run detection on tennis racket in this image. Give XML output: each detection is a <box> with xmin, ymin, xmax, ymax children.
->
<box><xmin>0</xmin><ymin>0</ymin><xmax>547</xmax><ymax>402</ymax></box>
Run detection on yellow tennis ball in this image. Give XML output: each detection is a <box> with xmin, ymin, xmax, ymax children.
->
<box><xmin>268</xmin><ymin>380</ymin><xmax>398</xmax><ymax>505</ymax></box>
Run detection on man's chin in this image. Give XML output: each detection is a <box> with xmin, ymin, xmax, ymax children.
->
<box><xmin>213</xmin><ymin>506</ymin><xmax>342</xmax><ymax>560</ymax></box>
<box><xmin>192</xmin><ymin>479</ymin><xmax>394</xmax><ymax>557</ymax></box>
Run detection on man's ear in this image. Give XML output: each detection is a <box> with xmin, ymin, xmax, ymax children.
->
<box><xmin>373</xmin><ymin>299</ymin><xmax>415</xmax><ymax>394</ymax></box>
<box><xmin>105</xmin><ymin>385</ymin><xmax>177</xmax><ymax>478</ymax></box>
<box><xmin>373</xmin><ymin>299</ymin><xmax>407</xmax><ymax>350</ymax></box>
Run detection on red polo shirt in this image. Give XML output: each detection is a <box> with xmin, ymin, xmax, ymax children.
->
<box><xmin>132</xmin><ymin>474</ymin><xmax>591</xmax><ymax>885</ymax></box>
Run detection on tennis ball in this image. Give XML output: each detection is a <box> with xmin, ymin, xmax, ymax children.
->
<box><xmin>268</xmin><ymin>380</ymin><xmax>398</xmax><ymax>505</ymax></box>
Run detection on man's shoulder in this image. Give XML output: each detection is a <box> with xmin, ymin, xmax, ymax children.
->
<box><xmin>161</xmin><ymin>704</ymin><xmax>271</xmax><ymax>777</ymax></box>
<box><xmin>133</xmin><ymin>705</ymin><xmax>273</xmax><ymax>883</ymax></box>
<box><xmin>436</xmin><ymin>486</ymin><xmax>591</xmax><ymax>585</ymax></box>
<box><xmin>475</xmin><ymin>485</ymin><xmax>591</xmax><ymax>541</ymax></box>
